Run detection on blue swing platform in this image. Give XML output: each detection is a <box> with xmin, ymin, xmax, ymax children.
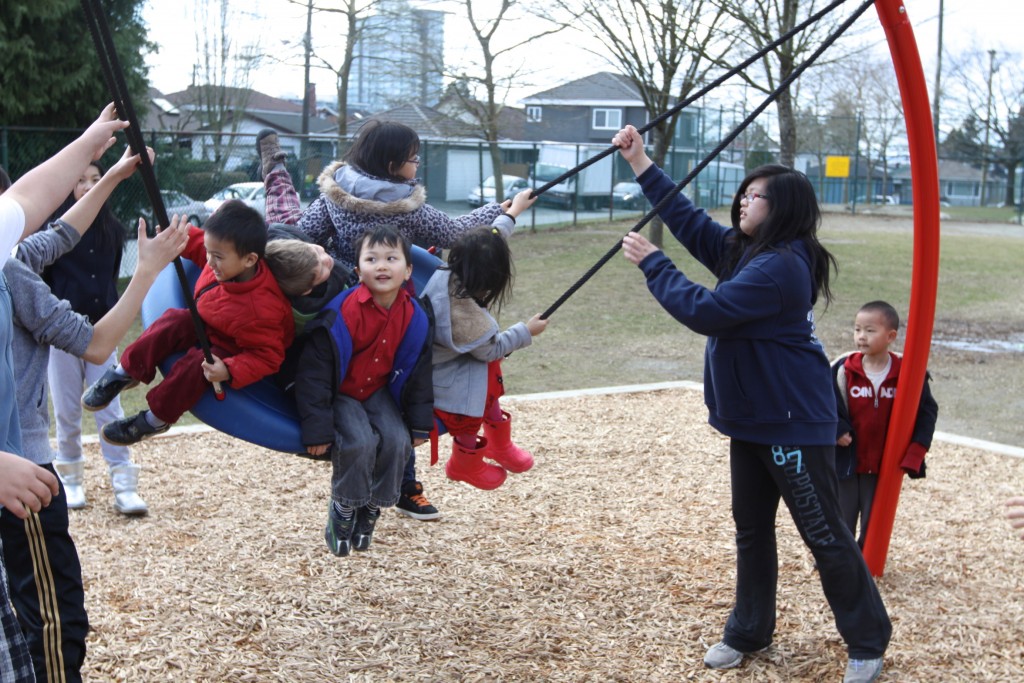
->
<box><xmin>139</xmin><ymin>246</ymin><xmax>443</xmax><ymax>454</ymax></box>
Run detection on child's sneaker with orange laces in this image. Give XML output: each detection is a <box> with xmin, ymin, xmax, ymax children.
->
<box><xmin>395</xmin><ymin>481</ymin><xmax>440</xmax><ymax>521</ymax></box>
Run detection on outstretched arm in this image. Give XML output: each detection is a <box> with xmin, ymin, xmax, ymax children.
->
<box><xmin>61</xmin><ymin>145</ymin><xmax>153</xmax><ymax>237</ymax></box>
<box><xmin>3</xmin><ymin>103</ymin><xmax>127</xmax><ymax>240</ymax></box>
<box><xmin>83</xmin><ymin>215</ymin><xmax>189</xmax><ymax>363</ymax></box>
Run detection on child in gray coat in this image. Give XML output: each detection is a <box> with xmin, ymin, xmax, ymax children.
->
<box><xmin>420</xmin><ymin>189</ymin><xmax>548</xmax><ymax>490</ymax></box>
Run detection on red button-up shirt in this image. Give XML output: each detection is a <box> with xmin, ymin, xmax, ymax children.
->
<box><xmin>339</xmin><ymin>284</ymin><xmax>413</xmax><ymax>400</ymax></box>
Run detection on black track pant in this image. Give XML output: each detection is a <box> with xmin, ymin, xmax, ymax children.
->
<box><xmin>722</xmin><ymin>439</ymin><xmax>891</xmax><ymax>659</ymax></box>
<box><xmin>1</xmin><ymin>465</ymin><xmax>87</xmax><ymax>683</ymax></box>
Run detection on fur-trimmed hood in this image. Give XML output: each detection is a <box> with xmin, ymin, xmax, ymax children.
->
<box><xmin>317</xmin><ymin>161</ymin><xmax>427</xmax><ymax>216</ymax></box>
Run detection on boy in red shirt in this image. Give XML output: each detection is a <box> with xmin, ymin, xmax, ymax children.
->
<box><xmin>832</xmin><ymin>300</ymin><xmax>938</xmax><ymax>547</ymax></box>
<box><xmin>294</xmin><ymin>226</ymin><xmax>432</xmax><ymax>557</ymax></box>
<box><xmin>82</xmin><ymin>200</ymin><xmax>295</xmax><ymax>444</ymax></box>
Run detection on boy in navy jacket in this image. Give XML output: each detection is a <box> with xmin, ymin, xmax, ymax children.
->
<box><xmin>295</xmin><ymin>226</ymin><xmax>432</xmax><ymax>557</ymax></box>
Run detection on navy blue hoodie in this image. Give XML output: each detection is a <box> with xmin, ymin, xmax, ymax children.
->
<box><xmin>635</xmin><ymin>164</ymin><xmax>837</xmax><ymax>446</ymax></box>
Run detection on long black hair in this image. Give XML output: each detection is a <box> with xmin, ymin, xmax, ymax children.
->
<box><xmin>50</xmin><ymin>161</ymin><xmax>126</xmax><ymax>253</ymax></box>
<box><xmin>442</xmin><ymin>226</ymin><xmax>514</xmax><ymax>314</ymax></box>
<box><xmin>722</xmin><ymin>164</ymin><xmax>838</xmax><ymax>306</ymax></box>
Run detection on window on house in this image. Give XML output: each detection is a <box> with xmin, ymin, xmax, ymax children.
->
<box><xmin>526</xmin><ymin>106</ymin><xmax>542</xmax><ymax>123</ymax></box>
<box><xmin>592</xmin><ymin>108</ymin><xmax>622</xmax><ymax>130</ymax></box>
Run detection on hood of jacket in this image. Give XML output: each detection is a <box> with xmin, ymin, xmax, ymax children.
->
<box><xmin>318</xmin><ymin>161</ymin><xmax>427</xmax><ymax>215</ymax></box>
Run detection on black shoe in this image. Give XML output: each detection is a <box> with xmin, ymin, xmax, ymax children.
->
<box><xmin>101</xmin><ymin>411</ymin><xmax>169</xmax><ymax>446</ymax></box>
<box><xmin>82</xmin><ymin>367</ymin><xmax>139</xmax><ymax>412</ymax></box>
<box><xmin>256</xmin><ymin>128</ymin><xmax>285</xmax><ymax>180</ymax></box>
<box><xmin>395</xmin><ymin>481</ymin><xmax>440</xmax><ymax>521</ymax></box>
<box><xmin>353</xmin><ymin>505</ymin><xmax>381</xmax><ymax>551</ymax></box>
<box><xmin>324</xmin><ymin>503</ymin><xmax>355</xmax><ymax>557</ymax></box>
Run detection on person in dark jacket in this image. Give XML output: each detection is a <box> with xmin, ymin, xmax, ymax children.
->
<box><xmin>295</xmin><ymin>226</ymin><xmax>433</xmax><ymax>558</ymax></box>
<box><xmin>832</xmin><ymin>300</ymin><xmax>938</xmax><ymax>547</ymax></box>
<box><xmin>613</xmin><ymin>124</ymin><xmax>891</xmax><ymax>683</ymax></box>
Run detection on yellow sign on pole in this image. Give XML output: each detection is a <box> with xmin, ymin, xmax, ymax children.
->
<box><xmin>825</xmin><ymin>156</ymin><xmax>851</xmax><ymax>178</ymax></box>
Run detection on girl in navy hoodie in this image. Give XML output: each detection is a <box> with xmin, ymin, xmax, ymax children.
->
<box><xmin>613</xmin><ymin>124</ymin><xmax>891</xmax><ymax>683</ymax></box>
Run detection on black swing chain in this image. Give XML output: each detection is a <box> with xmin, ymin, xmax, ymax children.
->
<box><xmin>540</xmin><ymin>0</ymin><xmax>875</xmax><ymax>320</ymax></box>
<box><xmin>80</xmin><ymin>0</ymin><xmax>224</xmax><ymax>393</ymax></box>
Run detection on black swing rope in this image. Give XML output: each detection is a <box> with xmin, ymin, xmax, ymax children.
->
<box><xmin>538</xmin><ymin>0</ymin><xmax>874</xmax><ymax>320</ymax></box>
<box><xmin>80</xmin><ymin>0</ymin><xmax>225</xmax><ymax>398</ymax></box>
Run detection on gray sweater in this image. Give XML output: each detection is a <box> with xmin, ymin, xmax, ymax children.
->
<box><xmin>4</xmin><ymin>222</ymin><xmax>93</xmax><ymax>464</ymax></box>
<box><xmin>420</xmin><ymin>215</ymin><xmax>531</xmax><ymax>417</ymax></box>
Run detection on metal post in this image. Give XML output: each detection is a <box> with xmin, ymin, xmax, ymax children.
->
<box><xmin>301</xmin><ymin>0</ymin><xmax>313</xmax><ymax>163</ymax></box>
<box><xmin>981</xmin><ymin>49</ymin><xmax>997</xmax><ymax>207</ymax></box>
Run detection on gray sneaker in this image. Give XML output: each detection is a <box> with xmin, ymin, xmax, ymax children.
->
<box><xmin>703</xmin><ymin>642</ymin><xmax>744</xmax><ymax>669</ymax></box>
<box><xmin>844</xmin><ymin>657</ymin><xmax>883</xmax><ymax>683</ymax></box>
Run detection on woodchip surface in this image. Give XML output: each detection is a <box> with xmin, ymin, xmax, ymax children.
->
<box><xmin>69</xmin><ymin>387</ymin><xmax>1024</xmax><ymax>682</ymax></box>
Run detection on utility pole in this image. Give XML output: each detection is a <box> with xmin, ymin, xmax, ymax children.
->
<box><xmin>931</xmin><ymin>0</ymin><xmax>943</xmax><ymax>146</ymax></box>
<box><xmin>301</xmin><ymin>0</ymin><xmax>313</xmax><ymax>161</ymax></box>
<box><xmin>981</xmin><ymin>49</ymin><xmax>996</xmax><ymax>207</ymax></box>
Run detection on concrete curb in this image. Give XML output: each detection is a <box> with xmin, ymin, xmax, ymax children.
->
<box><xmin>77</xmin><ymin>380</ymin><xmax>1022</xmax><ymax>459</ymax></box>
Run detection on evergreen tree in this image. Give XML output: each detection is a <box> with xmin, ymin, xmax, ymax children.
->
<box><xmin>0</xmin><ymin>0</ymin><xmax>153</xmax><ymax>127</ymax></box>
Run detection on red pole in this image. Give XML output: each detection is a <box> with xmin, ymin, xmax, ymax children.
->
<box><xmin>861</xmin><ymin>0</ymin><xmax>942</xmax><ymax>576</ymax></box>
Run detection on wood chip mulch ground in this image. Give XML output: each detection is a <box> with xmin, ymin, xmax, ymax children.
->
<box><xmin>68</xmin><ymin>387</ymin><xmax>1024</xmax><ymax>682</ymax></box>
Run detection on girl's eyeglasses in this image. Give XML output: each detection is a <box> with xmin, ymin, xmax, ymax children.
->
<box><xmin>741</xmin><ymin>192</ymin><xmax>768</xmax><ymax>203</ymax></box>
<box><xmin>407</xmin><ymin>155</ymin><xmax>421</xmax><ymax>165</ymax></box>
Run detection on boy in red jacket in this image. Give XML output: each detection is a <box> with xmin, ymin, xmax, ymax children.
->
<box><xmin>831</xmin><ymin>300</ymin><xmax>938</xmax><ymax>547</ymax></box>
<box><xmin>82</xmin><ymin>200</ymin><xmax>295</xmax><ymax>445</ymax></box>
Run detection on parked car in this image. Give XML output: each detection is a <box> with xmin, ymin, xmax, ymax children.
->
<box><xmin>205</xmin><ymin>181</ymin><xmax>266</xmax><ymax>216</ymax></box>
<box><xmin>154</xmin><ymin>190</ymin><xmax>212</xmax><ymax>227</ymax></box>
<box><xmin>467</xmin><ymin>175</ymin><xmax>529</xmax><ymax>207</ymax></box>
<box><xmin>849</xmin><ymin>194</ymin><xmax>898</xmax><ymax>207</ymax></box>
<box><xmin>611</xmin><ymin>181</ymin><xmax>645</xmax><ymax>210</ymax></box>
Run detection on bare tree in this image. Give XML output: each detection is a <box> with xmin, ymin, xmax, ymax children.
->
<box><xmin>721</xmin><ymin>0</ymin><xmax>866</xmax><ymax>168</ymax></box>
<box><xmin>948</xmin><ymin>49</ymin><xmax>1024</xmax><ymax>207</ymax></box>
<box><xmin>557</xmin><ymin>0</ymin><xmax>730</xmax><ymax>245</ymax></box>
<box><xmin>440</xmin><ymin>0</ymin><xmax>566</xmax><ymax>204</ymax></box>
<box><xmin>190</xmin><ymin>0</ymin><xmax>261</xmax><ymax>173</ymax></box>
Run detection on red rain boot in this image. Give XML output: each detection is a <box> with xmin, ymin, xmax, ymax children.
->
<box><xmin>482</xmin><ymin>411</ymin><xmax>534</xmax><ymax>473</ymax></box>
<box><xmin>445</xmin><ymin>436</ymin><xmax>507</xmax><ymax>490</ymax></box>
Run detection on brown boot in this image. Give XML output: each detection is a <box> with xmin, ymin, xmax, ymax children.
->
<box><xmin>445</xmin><ymin>436</ymin><xmax>507</xmax><ymax>490</ymax></box>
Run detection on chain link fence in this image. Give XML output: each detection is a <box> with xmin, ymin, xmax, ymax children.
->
<box><xmin>5</xmin><ymin>120</ymin><xmax>1015</xmax><ymax>277</ymax></box>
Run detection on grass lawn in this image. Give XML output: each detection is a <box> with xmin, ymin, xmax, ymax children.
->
<box><xmin>92</xmin><ymin>208</ymin><xmax>1023</xmax><ymax>447</ymax></box>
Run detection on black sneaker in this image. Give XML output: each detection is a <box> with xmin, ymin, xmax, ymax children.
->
<box><xmin>395</xmin><ymin>482</ymin><xmax>440</xmax><ymax>521</ymax></box>
<box><xmin>82</xmin><ymin>367</ymin><xmax>139</xmax><ymax>412</ymax></box>
<box><xmin>324</xmin><ymin>503</ymin><xmax>355</xmax><ymax>557</ymax></box>
<box><xmin>256</xmin><ymin>128</ymin><xmax>285</xmax><ymax>180</ymax></box>
<box><xmin>353</xmin><ymin>505</ymin><xmax>381</xmax><ymax>551</ymax></box>
<box><xmin>101</xmin><ymin>411</ymin><xmax>169</xmax><ymax>446</ymax></box>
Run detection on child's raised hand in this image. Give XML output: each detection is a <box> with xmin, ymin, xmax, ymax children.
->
<box><xmin>1006</xmin><ymin>497</ymin><xmax>1024</xmax><ymax>540</ymax></box>
<box><xmin>503</xmin><ymin>188</ymin><xmax>537</xmax><ymax>219</ymax></box>
<box><xmin>0</xmin><ymin>451</ymin><xmax>60</xmax><ymax>520</ymax></box>
<box><xmin>526</xmin><ymin>313</ymin><xmax>548</xmax><ymax>337</ymax></box>
<box><xmin>621</xmin><ymin>231</ymin><xmax>660</xmax><ymax>265</ymax></box>
<box><xmin>202</xmin><ymin>353</ymin><xmax>232</xmax><ymax>385</ymax></box>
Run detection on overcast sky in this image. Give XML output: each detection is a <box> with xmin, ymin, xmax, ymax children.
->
<box><xmin>141</xmin><ymin>0</ymin><xmax>1019</xmax><ymax>107</ymax></box>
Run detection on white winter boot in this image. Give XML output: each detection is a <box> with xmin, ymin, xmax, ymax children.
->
<box><xmin>110</xmin><ymin>463</ymin><xmax>149</xmax><ymax>516</ymax></box>
<box><xmin>54</xmin><ymin>459</ymin><xmax>86</xmax><ymax>509</ymax></box>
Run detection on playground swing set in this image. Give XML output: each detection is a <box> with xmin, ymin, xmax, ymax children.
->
<box><xmin>81</xmin><ymin>0</ymin><xmax>940</xmax><ymax>576</ymax></box>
